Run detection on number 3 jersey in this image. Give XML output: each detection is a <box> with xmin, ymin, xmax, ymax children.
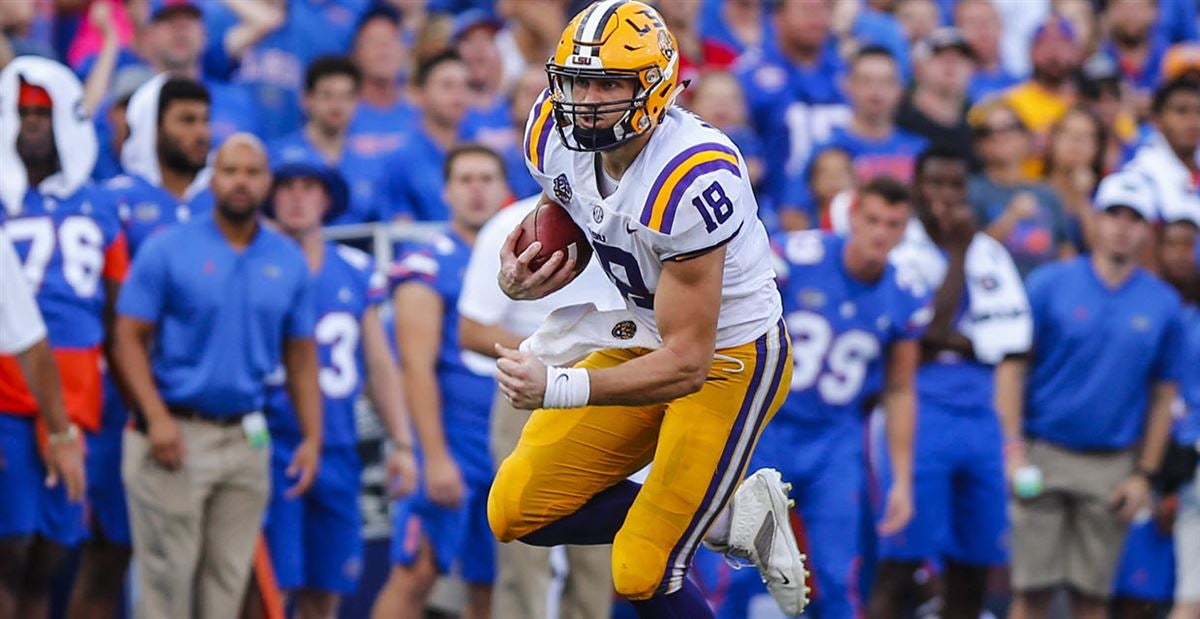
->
<box><xmin>265</xmin><ymin>244</ymin><xmax>386</xmax><ymax>447</ymax></box>
<box><xmin>524</xmin><ymin>93</ymin><xmax>781</xmax><ymax>349</ymax></box>
<box><xmin>0</xmin><ymin>186</ymin><xmax>129</xmax><ymax>429</ymax></box>
<box><xmin>773</xmin><ymin>232</ymin><xmax>930</xmax><ymax>424</ymax></box>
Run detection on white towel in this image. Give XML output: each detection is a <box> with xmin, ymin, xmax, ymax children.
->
<box><xmin>520</xmin><ymin>303</ymin><xmax>661</xmax><ymax>367</ymax></box>
<box><xmin>0</xmin><ymin>56</ymin><xmax>97</xmax><ymax>215</ymax></box>
<box><xmin>121</xmin><ymin>73</ymin><xmax>210</xmax><ymax>197</ymax></box>
<box><xmin>889</xmin><ymin>220</ymin><xmax>1032</xmax><ymax>365</ymax></box>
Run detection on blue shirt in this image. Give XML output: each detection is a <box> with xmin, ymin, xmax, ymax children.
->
<box><xmin>1176</xmin><ymin>304</ymin><xmax>1200</xmax><ymax>445</ymax></box>
<box><xmin>390</xmin><ymin>231</ymin><xmax>495</xmax><ymax>484</ymax></box>
<box><xmin>772</xmin><ymin>233</ymin><xmax>929</xmax><ymax>425</ymax></box>
<box><xmin>968</xmin><ymin>67</ymin><xmax>1021</xmax><ymax>104</ymax></box>
<box><xmin>1101</xmin><ymin>35</ymin><xmax>1170</xmax><ymax>96</ymax></box>
<box><xmin>266</xmin><ymin>244</ymin><xmax>386</xmax><ymax>446</ymax></box>
<box><xmin>269</xmin><ymin>131</ymin><xmax>388</xmax><ymax>225</ymax></box>
<box><xmin>783</xmin><ymin>126</ymin><xmax>928</xmax><ymax>217</ymax></box>
<box><xmin>736</xmin><ymin>38</ymin><xmax>850</xmax><ymax>208</ymax></box>
<box><xmin>117</xmin><ymin>215</ymin><xmax>316</xmax><ymax>417</ymax></box>
<box><xmin>1024</xmin><ymin>258</ymin><xmax>1184</xmax><ymax>450</ymax></box>
<box><xmin>384</xmin><ymin>125</ymin><xmax>451</xmax><ymax>221</ymax></box>
<box><xmin>203</xmin><ymin>1</ymin><xmax>347</xmax><ymax>139</ymax></box>
<box><xmin>104</xmin><ymin>174</ymin><xmax>214</xmax><ymax>256</ymax></box>
<box><xmin>917</xmin><ymin>290</ymin><xmax>998</xmax><ymax>413</ymax></box>
<box><xmin>348</xmin><ymin>100</ymin><xmax>418</xmax><ymax>159</ymax></box>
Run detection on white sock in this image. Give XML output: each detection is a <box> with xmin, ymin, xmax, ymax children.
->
<box><xmin>704</xmin><ymin>506</ymin><xmax>732</xmax><ymax>546</ymax></box>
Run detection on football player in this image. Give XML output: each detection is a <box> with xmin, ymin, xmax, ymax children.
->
<box><xmin>261</xmin><ymin>152</ymin><xmax>417</xmax><ymax>619</ymax></box>
<box><xmin>732</xmin><ymin>177</ymin><xmax>928</xmax><ymax>619</ymax></box>
<box><xmin>372</xmin><ymin>145</ymin><xmax>508</xmax><ymax>619</ymax></box>
<box><xmin>71</xmin><ymin>74</ymin><xmax>213</xmax><ymax>618</ymax></box>
<box><xmin>488</xmin><ymin>2</ymin><xmax>808</xmax><ymax>616</ymax></box>
<box><xmin>0</xmin><ymin>57</ymin><xmax>129</xmax><ymax>619</ymax></box>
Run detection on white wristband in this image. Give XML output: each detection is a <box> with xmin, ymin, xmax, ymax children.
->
<box><xmin>543</xmin><ymin>367</ymin><xmax>591</xmax><ymax>409</ymax></box>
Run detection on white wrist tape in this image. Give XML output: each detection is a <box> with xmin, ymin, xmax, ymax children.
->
<box><xmin>543</xmin><ymin>367</ymin><xmax>591</xmax><ymax>409</ymax></box>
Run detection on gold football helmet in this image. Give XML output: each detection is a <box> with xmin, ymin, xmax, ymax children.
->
<box><xmin>546</xmin><ymin>0</ymin><xmax>684</xmax><ymax>151</ymax></box>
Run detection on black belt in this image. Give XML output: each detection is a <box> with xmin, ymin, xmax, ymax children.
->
<box><xmin>132</xmin><ymin>406</ymin><xmax>250</xmax><ymax>433</ymax></box>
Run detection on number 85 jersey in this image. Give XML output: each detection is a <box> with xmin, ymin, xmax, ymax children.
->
<box><xmin>773</xmin><ymin>232</ymin><xmax>931</xmax><ymax>424</ymax></box>
<box><xmin>525</xmin><ymin>96</ymin><xmax>781</xmax><ymax>349</ymax></box>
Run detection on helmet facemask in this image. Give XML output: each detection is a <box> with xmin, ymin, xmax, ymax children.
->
<box><xmin>546</xmin><ymin>64</ymin><xmax>666</xmax><ymax>152</ymax></box>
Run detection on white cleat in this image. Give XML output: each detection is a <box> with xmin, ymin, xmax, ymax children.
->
<box><xmin>711</xmin><ymin>468</ymin><xmax>810</xmax><ymax>616</ymax></box>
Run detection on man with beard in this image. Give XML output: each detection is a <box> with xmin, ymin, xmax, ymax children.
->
<box><xmin>0</xmin><ymin>56</ymin><xmax>126</xmax><ymax>619</ymax></box>
<box><xmin>66</xmin><ymin>74</ymin><xmax>213</xmax><ymax>619</ymax></box>
<box><xmin>1003</xmin><ymin>14</ymin><xmax>1083</xmax><ymax>177</ymax></box>
<box><xmin>113</xmin><ymin>134</ymin><xmax>322</xmax><ymax>619</ymax></box>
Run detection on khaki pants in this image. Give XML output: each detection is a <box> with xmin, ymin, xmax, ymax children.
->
<box><xmin>122</xmin><ymin>418</ymin><xmax>270</xmax><ymax>619</ymax></box>
<box><xmin>1010</xmin><ymin>440</ymin><xmax>1135</xmax><ymax>598</ymax></box>
<box><xmin>489</xmin><ymin>391</ymin><xmax>614</xmax><ymax>619</ymax></box>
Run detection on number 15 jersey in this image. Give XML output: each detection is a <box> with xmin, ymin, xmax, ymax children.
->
<box><xmin>524</xmin><ymin>93</ymin><xmax>781</xmax><ymax>349</ymax></box>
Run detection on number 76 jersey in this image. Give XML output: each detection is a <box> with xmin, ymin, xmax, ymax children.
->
<box><xmin>524</xmin><ymin>96</ymin><xmax>781</xmax><ymax>349</ymax></box>
<box><xmin>773</xmin><ymin>232</ymin><xmax>931</xmax><ymax>424</ymax></box>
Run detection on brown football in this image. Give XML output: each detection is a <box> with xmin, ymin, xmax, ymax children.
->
<box><xmin>514</xmin><ymin>197</ymin><xmax>593</xmax><ymax>275</ymax></box>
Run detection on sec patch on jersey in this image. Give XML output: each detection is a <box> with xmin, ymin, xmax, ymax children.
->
<box><xmin>515</xmin><ymin>197</ymin><xmax>592</xmax><ymax>274</ymax></box>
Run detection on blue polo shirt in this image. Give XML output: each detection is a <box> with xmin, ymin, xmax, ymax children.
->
<box><xmin>348</xmin><ymin>100</ymin><xmax>418</xmax><ymax>159</ymax></box>
<box><xmin>384</xmin><ymin>125</ymin><xmax>450</xmax><ymax>221</ymax></box>
<box><xmin>117</xmin><ymin>215</ymin><xmax>316</xmax><ymax>417</ymax></box>
<box><xmin>1177</xmin><ymin>304</ymin><xmax>1200</xmax><ymax>445</ymax></box>
<box><xmin>1024</xmin><ymin>257</ymin><xmax>1184</xmax><ymax>450</ymax></box>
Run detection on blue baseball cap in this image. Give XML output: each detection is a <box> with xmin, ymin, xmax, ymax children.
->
<box><xmin>451</xmin><ymin>9</ymin><xmax>502</xmax><ymax>43</ymax></box>
<box><xmin>148</xmin><ymin>0</ymin><xmax>202</xmax><ymax>21</ymax></box>
<box><xmin>266</xmin><ymin>150</ymin><xmax>349</xmax><ymax>224</ymax></box>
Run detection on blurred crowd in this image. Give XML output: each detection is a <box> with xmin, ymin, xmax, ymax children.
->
<box><xmin>2</xmin><ymin>0</ymin><xmax>1200</xmax><ymax>618</ymax></box>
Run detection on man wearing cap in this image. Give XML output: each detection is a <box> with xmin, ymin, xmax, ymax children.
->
<box><xmin>897</xmin><ymin>27</ymin><xmax>979</xmax><ymax>170</ymax></box>
<box><xmin>262</xmin><ymin>152</ymin><xmax>417</xmax><ymax>619</ymax></box>
<box><xmin>999</xmin><ymin>171</ymin><xmax>1184</xmax><ymax>618</ymax></box>
<box><xmin>113</xmin><ymin>134</ymin><xmax>322</xmax><ymax>619</ymax></box>
<box><xmin>0</xmin><ymin>56</ymin><xmax>127</xmax><ymax>619</ymax></box>
<box><xmin>1123</xmin><ymin>78</ymin><xmax>1200</xmax><ymax>247</ymax></box>
<box><xmin>1003</xmin><ymin>13</ymin><xmax>1083</xmax><ymax>176</ymax></box>
<box><xmin>271</xmin><ymin>55</ymin><xmax>388</xmax><ymax>226</ymax></box>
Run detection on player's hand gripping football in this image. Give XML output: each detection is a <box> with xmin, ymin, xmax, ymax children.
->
<box><xmin>494</xmin><ymin>344</ymin><xmax>548</xmax><ymax>410</ymax></box>
<box><xmin>497</xmin><ymin>227</ymin><xmax>577</xmax><ymax>300</ymax></box>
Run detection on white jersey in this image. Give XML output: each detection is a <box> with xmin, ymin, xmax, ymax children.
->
<box><xmin>524</xmin><ymin>93</ymin><xmax>781</xmax><ymax>348</ymax></box>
